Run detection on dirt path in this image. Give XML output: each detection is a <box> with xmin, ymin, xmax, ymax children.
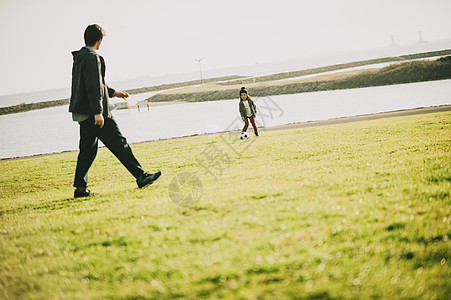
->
<box><xmin>262</xmin><ymin>105</ymin><xmax>451</xmax><ymax>132</ymax></box>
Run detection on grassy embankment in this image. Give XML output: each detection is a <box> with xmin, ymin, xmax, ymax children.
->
<box><xmin>0</xmin><ymin>111</ymin><xmax>450</xmax><ymax>299</ymax></box>
<box><xmin>2</xmin><ymin>49</ymin><xmax>450</xmax><ymax>116</ymax></box>
<box><xmin>148</xmin><ymin>55</ymin><xmax>451</xmax><ymax>103</ymax></box>
<box><xmin>0</xmin><ymin>75</ymin><xmax>245</xmax><ymax>116</ymax></box>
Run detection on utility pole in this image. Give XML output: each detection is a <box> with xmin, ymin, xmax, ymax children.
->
<box><xmin>418</xmin><ymin>31</ymin><xmax>427</xmax><ymax>44</ymax></box>
<box><xmin>194</xmin><ymin>58</ymin><xmax>204</xmax><ymax>86</ymax></box>
<box><xmin>389</xmin><ymin>35</ymin><xmax>397</xmax><ymax>47</ymax></box>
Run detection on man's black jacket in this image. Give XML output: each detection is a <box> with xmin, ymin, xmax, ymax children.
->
<box><xmin>69</xmin><ymin>47</ymin><xmax>115</xmax><ymax>117</ymax></box>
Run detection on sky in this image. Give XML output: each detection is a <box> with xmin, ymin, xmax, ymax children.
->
<box><xmin>0</xmin><ymin>0</ymin><xmax>450</xmax><ymax>95</ymax></box>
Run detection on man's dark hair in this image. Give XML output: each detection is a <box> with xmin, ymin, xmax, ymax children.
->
<box><xmin>84</xmin><ymin>24</ymin><xmax>106</xmax><ymax>47</ymax></box>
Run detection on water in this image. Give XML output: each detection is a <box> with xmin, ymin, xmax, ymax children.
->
<box><xmin>0</xmin><ymin>89</ymin><xmax>164</xmax><ymax>109</ymax></box>
<box><xmin>2</xmin><ymin>39</ymin><xmax>450</xmax><ymax>108</ymax></box>
<box><xmin>0</xmin><ymin>79</ymin><xmax>450</xmax><ymax>159</ymax></box>
<box><xmin>0</xmin><ymin>87</ymin><xmax>71</xmax><ymax>108</ymax></box>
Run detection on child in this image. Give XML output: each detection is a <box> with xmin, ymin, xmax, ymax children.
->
<box><xmin>239</xmin><ymin>87</ymin><xmax>259</xmax><ymax>136</ymax></box>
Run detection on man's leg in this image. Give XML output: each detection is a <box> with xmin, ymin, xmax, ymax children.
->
<box><xmin>249</xmin><ymin>116</ymin><xmax>259</xmax><ymax>136</ymax></box>
<box><xmin>242</xmin><ymin>118</ymin><xmax>249</xmax><ymax>132</ymax></box>
<box><xmin>97</xmin><ymin>117</ymin><xmax>145</xmax><ymax>179</ymax></box>
<box><xmin>74</xmin><ymin>117</ymin><xmax>99</xmax><ymax>188</ymax></box>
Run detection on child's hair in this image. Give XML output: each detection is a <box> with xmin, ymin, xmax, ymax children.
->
<box><xmin>84</xmin><ymin>24</ymin><xmax>106</xmax><ymax>47</ymax></box>
<box><xmin>240</xmin><ymin>86</ymin><xmax>251</xmax><ymax>100</ymax></box>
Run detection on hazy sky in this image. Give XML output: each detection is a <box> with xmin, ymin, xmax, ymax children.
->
<box><xmin>0</xmin><ymin>0</ymin><xmax>450</xmax><ymax>95</ymax></box>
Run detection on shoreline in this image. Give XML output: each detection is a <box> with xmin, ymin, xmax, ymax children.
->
<box><xmin>127</xmin><ymin>100</ymin><xmax>187</xmax><ymax>109</ymax></box>
<box><xmin>1</xmin><ymin>49</ymin><xmax>450</xmax><ymax>116</ymax></box>
<box><xmin>2</xmin><ymin>104</ymin><xmax>450</xmax><ymax>162</ymax></box>
<box><xmin>260</xmin><ymin>105</ymin><xmax>451</xmax><ymax>131</ymax></box>
<box><xmin>149</xmin><ymin>56</ymin><xmax>451</xmax><ymax>103</ymax></box>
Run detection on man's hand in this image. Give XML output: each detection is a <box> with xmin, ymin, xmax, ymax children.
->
<box><xmin>114</xmin><ymin>91</ymin><xmax>129</xmax><ymax>100</ymax></box>
<box><xmin>94</xmin><ymin>114</ymin><xmax>104</xmax><ymax>128</ymax></box>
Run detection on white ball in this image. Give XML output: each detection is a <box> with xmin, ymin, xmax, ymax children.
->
<box><xmin>240</xmin><ymin>132</ymin><xmax>249</xmax><ymax>139</ymax></box>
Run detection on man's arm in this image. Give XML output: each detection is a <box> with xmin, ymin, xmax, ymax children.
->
<box><xmin>93</xmin><ymin>91</ymin><xmax>129</xmax><ymax>129</ymax></box>
<box><xmin>114</xmin><ymin>91</ymin><xmax>130</xmax><ymax>99</ymax></box>
<box><xmin>107</xmin><ymin>86</ymin><xmax>116</xmax><ymax>98</ymax></box>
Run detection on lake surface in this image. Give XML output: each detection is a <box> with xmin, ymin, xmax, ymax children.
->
<box><xmin>2</xmin><ymin>39</ymin><xmax>450</xmax><ymax>108</ymax></box>
<box><xmin>1</xmin><ymin>79</ymin><xmax>450</xmax><ymax>159</ymax></box>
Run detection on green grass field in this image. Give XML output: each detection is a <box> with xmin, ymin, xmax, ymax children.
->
<box><xmin>0</xmin><ymin>112</ymin><xmax>450</xmax><ymax>299</ymax></box>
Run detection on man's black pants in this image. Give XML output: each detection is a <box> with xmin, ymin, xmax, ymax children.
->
<box><xmin>74</xmin><ymin>116</ymin><xmax>145</xmax><ymax>188</ymax></box>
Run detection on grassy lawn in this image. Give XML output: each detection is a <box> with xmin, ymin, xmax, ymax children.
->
<box><xmin>0</xmin><ymin>111</ymin><xmax>450</xmax><ymax>299</ymax></box>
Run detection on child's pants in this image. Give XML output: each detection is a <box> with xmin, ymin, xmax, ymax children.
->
<box><xmin>242</xmin><ymin>116</ymin><xmax>258</xmax><ymax>135</ymax></box>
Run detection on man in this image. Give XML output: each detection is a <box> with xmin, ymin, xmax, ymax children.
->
<box><xmin>69</xmin><ymin>24</ymin><xmax>161</xmax><ymax>198</ymax></box>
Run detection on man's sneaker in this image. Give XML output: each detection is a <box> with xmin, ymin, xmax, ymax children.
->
<box><xmin>74</xmin><ymin>188</ymin><xmax>93</xmax><ymax>199</ymax></box>
<box><xmin>137</xmin><ymin>171</ymin><xmax>162</xmax><ymax>189</ymax></box>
